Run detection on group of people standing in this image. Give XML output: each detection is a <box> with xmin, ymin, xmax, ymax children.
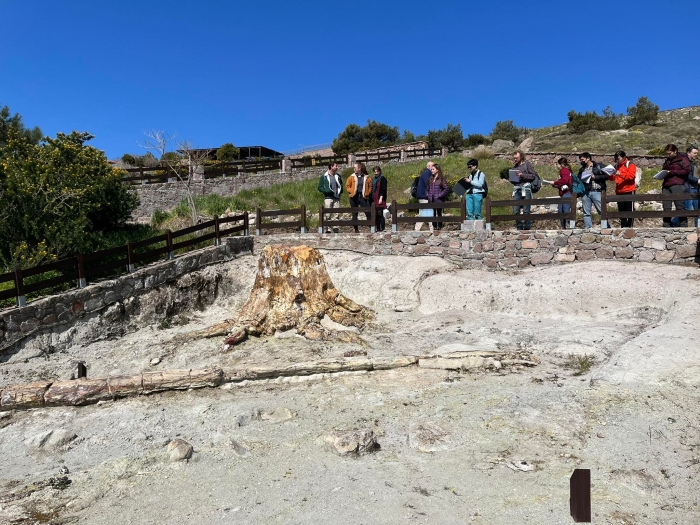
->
<box><xmin>317</xmin><ymin>162</ymin><xmax>387</xmax><ymax>233</ymax></box>
<box><xmin>511</xmin><ymin>146</ymin><xmax>698</xmax><ymax>230</ymax></box>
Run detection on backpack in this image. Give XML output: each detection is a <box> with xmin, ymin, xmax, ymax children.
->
<box><xmin>530</xmin><ymin>171</ymin><xmax>542</xmax><ymax>193</ymax></box>
<box><xmin>482</xmin><ymin>178</ymin><xmax>489</xmax><ymax>198</ymax></box>
<box><xmin>410</xmin><ymin>176</ymin><xmax>419</xmax><ymax>199</ymax></box>
<box><xmin>635</xmin><ymin>166</ymin><xmax>642</xmax><ymax>189</ymax></box>
<box><xmin>571</xmin><ymin>173</ymin><xmax>586</xmax><ymax>196</ymax></box>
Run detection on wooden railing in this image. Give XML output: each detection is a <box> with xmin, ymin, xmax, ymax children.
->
<box><xmin>289</xmin><ymin>155</ymin><xmax>346</xmax><ymax>170</ymax></box>
<box><xmin>355</xmin><ymin>151</ymin><xmax>401</xmax><ymax>163</ymax></box>
<box><xmin>405</xmin><ymin>148</ymin><xmax>442</xmax><ymax>159</ymax></box>
<box><xmin>601</xmin><ymin>192</ymin><xmax>700</xmax><ymax>223</ymax></box>
<box><xmin>390</xmin><ymin>200</ymin><xmax>466</xmax><ymax>231</ymax></box>
<box><xmin>0</xmin><ymin>214</ymin><xmax>248</xmax><ymax>307</ymax></box>
<box><xmin>256</xmin><ymin>206</ymin><xmax>307</xmax><ymax>234</ymax></box>
<box><xmin>319</xmin><ymin>203</ymin><xmax>376</xmax><ymax>233</ymax></box>
<box><xmin>484</xmin><ymin>194</ymin><xmax>578</xmax><ymax>229</ymax></box>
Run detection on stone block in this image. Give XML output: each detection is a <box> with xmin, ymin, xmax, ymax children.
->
<box><xmin>623</xmin><ymin>228</ymin><xmax>637</xmax><ymax>238</ymax></box>
<box><xmin>530</xmin><ymin>252</ymin><xmax>553</xmax><ymax>265</ymax></box>
<box><xmin>555</xmin><ymin>236</ymin><xmax>568</xmax><ymax>247</ymax></box>
<box><xmin>428</xmin><ymin>247</ymin><xmax>445</xmax><ymax>255</ymax></box>
<box><xmin>483</xmin><ymin>241</ymin><xmax>494</xmax><ymax>252</ymax></box>
<box><xmin>521</xmin><ymin>240</ymin><xmax>538</xmax><ymax>249</ymax></box>
<box><xmin>675</xmin><ymin>244</ymin><xmax>699</xmax><ymax>258</ymax></box>
<box><xmin>614</xmin><ymin>247</ymin><xmax>634</xmax><ymax>259</ymax></box>
<box><xmin>611</xmin><ymin>239</ymin><xmax>630</xmax><ymax>247</ymax></box>
<box><xmin>575</xmin><ymin>250</ymin><xmax>595</xmax><ymax>261</ymax></box>
<box><xmin>638</xmin><ymin>250</ymin><xmax>655</xmax><ymax>262</ymax></box>
<box><xmin>655</xmin><ymin>250</ymin><xmax>675</xmax><ymax>263</ymax></box>
<box><xmin>595</xmin><ymin>246</ymin><xmax>614</xmax><ymax>259</ymax></box>
<box><xmin>644</xmin><ymin>238</ymin><xmax>667</xmax><ymax>251</ymax></box>
<box><xmin>580</xmin><ymin>233</ymin><xmax>597</xmax><ymax>244</ymax></box>
<box><xmin>686</xmin><ymin>233</ymin><xmax>698</xmax><ymax>243</ymax></box>
<box><xmin>499</xmin><ymin>257</ymin><xmax>519</xmax><ymax>269</ymax></box>
<box><xmin>555</xmin><ymin>254</ymin><xmax>576</xmax><ymax>262</ymax></box>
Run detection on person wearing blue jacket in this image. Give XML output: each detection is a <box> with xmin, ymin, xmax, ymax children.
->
<box><xmin>464</xmin><ymin>159</ymin><xmax>485</xmax><ymax>220</ymax></box>
<box><xmin>415</xmin><ymin>160</ymin><xmax>435</xmax><ymax>231</ymax></box>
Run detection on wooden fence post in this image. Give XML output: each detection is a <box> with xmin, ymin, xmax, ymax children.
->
<box><xmin>214</xmin><ymin>215</ymin><xmax>221</xmax><ymax>246</ymax></box>
<box><xmin>484</xmin><ymin>197</ymin><xmax>492</xmax><ymax>230</ymax></box>
<box><xmin>300</xmin><ymin>204</ymin><xmax>307</xmax><ymax>234</ymax></box>
<box><xmin>126</xmin><ymin>242</ymin><xmax>135</xmax><ymax>272</ymax></box>
<box><xmin>318</xmin><ymin>205</ymin><xmax>324</xmax><ymax>234</ymax></box>
<box><xmin>256</xmin><ymin>208</ymin><xmax>263</xmax><ymax>236</ymax></box>
<box><xmin>570</xmin><ymin>193</ymin><xmax>577</xmax><ymax>229</ymax></box>
<box><xmin>370</xmin><ymin>203</ymin><xmax>376</xmax><ymax>234</ymax></box>
<box><xmin>166</xmin><ymin>229</ymin><xmax>174</xmax><ymax>259</ymax></box>
<box><xmin>244</xmin><ymin>212</ymin><xmax>249</xmax><ymax>236</ymax></box>
<box><xmin>76</xmin><ymin>253</ymin><xmax>86</xmax><ymax>288</ymax></box>
<box><xmin>139</xmin><ymin>166</ymin><xmax>145</xmax><ymax>185</ymax></box>
<box><xmin>14</xmin><ymin>267</ymin><xmax>26</xmax><ymax>307</ymax></box>
<box><xmin>391</xmin><ymin>200</ymin><xmax>398</xmax><ymax>232</ymax></box>
<box><xmin>570</xmin><ymin>468</ymin><xmax>591</xmax><ymax>522</ymax></box>
<box><xmin>460</xmin><ymin>197</ymin><xmax>467</xmax><ymax>230</ymax></box>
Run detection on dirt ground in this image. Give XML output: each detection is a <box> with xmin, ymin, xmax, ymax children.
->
<box><xmin>1</xmin><ymin>253</ymin><xmax>700</xmax><ymax>524</ymax></box>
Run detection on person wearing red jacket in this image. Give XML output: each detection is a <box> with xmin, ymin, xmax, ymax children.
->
<box><xmin>610</xmin><ymin>150</ymin><xmax>637</xmax><ymax>227</ymax></box>
<box><xmin>543</xmin><ymin>157</ymin><xmax>574</xmax><ymax>229</ymax></box>
<box><xmin>661</xmin><ymin>144</ymin><xmax>691</xmax><ymax>228</ymax></box>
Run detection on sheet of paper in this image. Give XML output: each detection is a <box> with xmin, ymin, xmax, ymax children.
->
<box><xmin>653</xmin><ymin>170</ymin><xmax>669</xmax><ymax>180</ymax></box>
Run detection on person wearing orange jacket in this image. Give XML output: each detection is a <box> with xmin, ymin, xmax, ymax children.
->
<box><xmin>610</xmin><ymin>150</ymin><xmax>637</xmax><ymax>227</ymax></box>
<box><xmin>345</xmin><ymin>162</ymin><xmax>373</xmax><ymax>232</ymax></box>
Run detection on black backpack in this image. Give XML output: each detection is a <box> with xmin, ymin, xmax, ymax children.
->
<box><xmin>410</xmin><ymin>176</ymin><xmax>420</xmax><ymax>198</ymax></box>
<box><xmin>469</xmin><ymin>170</ymin><xmax>488</xmax><ymax>198</ymax></box>
<box><xmin>530</xmin><ymin>171</ymin><xmax>542</xmax><ymax>193</ymax></box>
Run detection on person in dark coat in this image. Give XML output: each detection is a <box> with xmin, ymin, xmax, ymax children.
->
<box><xmin>372</xmin><ymin>166</ymin><xmax>388</xmax><ymax>232</ymax></box>
<box><xmin>661</xmin><ymin>144</ymin><xmax>691</xmax><ymax>227</ymax></box>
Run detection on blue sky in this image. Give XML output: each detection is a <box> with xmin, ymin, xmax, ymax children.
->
<box><xmin>1</xmin><ymin>0</ymin><xmax>697</xmax><ymax>159</ymax></box>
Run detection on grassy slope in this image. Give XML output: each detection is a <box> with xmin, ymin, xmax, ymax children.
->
<box><xmin>530</xmin><ymin>106</ymin><xmax>700</xmax><ymax>153</ymax></box>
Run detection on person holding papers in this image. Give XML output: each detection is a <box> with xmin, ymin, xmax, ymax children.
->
<box><xmin>511</xmin><ymin>150</ymin><xmax>537</xmax><ymax>230</ymax></box>
<box><xmin>609</xmin><ymin>151</ymin><xmax>637</xmax><ymax>228</ymax></box>
<box><xmin>661</xmin><ymin>144</ymin><xmax>691</xmax><ymax>228</ymax></box>
<box><xmin>542</xmin><ymin>157</ymin><xmax>574</xmax><ymax>229</ymax></box>
<box><xmin>578</xmin><ymin>152</ymin><xmax>610</xmax><ymax>229</ymax></box>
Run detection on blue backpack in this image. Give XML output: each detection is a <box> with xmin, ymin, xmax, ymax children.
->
<box><xmin>571</xmin><ymin>173</ymin><xmax>586</xmax><ymax>196</ymax></box>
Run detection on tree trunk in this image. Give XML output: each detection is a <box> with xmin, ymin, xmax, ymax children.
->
<box><xmin>223</xmin><ymin>245</ymin><xmax>373</xmax><ymax>347</ymax></box>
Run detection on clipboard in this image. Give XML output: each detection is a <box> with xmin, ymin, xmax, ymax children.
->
<box><xmin>653</xmin><ymin>170</ymin><xmax>669</xmax><ymax>180</ymax></box>
<box><xmin>453</xmin><ymin>179</ymin><xmax>471</xmax><ymax>197</ymax></box>
<box><xmin>508</xmin><ymin>169</ymin><xmax>521</xmax><ymax>183</ymax></box>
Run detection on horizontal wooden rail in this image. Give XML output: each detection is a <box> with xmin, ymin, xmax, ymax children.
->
<box><xmin>255</xmin><ymin>206</ymin><xmax>306</xmax><ymax>234</ymax></box>
<box><xmin>485</xmin><ymin>194</ymin><xmax>578</xmax><ymax>230</ymax></box>
<box><xmin>319</xmin><ymin>203</ymin><xmax>376</xmax><ymax>233</ymax></box>
<box><xmin>391</xmin><ymin>200</ymin><xmax>466</xmax><ymax>230</ymax></box>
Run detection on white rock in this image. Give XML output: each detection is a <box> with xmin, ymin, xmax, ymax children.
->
<box><xmin>167</xmin><ymin>438</ymin><xmax>193</xmax><ymax>462</ymax></box>
<box><xmin>150</xmin><ymin>358</ymin><xmax>161</xmax><ymax>366</ymax></box>
<box><xmin>24</xmin><ymin>429</ymin><xmax>77</xmax><ymax>450</ymax></box>
<box><xmin>324</xmin><ymin>428</ymin><xmax>378</xmax><ymax>456</ymax></box>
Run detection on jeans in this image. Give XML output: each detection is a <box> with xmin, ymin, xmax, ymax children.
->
<box><xmin>673</xmin><ymin>190</ymin><xmax>698</xmax><ymax>227</ymax></box>
<box><xmin>466</xmin><ymin>193</ymin><xmax>484</xmax><ymax>220</ymax></box>
<box><xmin>323</xmin><ymin>198</ymin><xmax>340</xmax><ymax>232</ymax></box>
<box><xmin>558</xmin><ymin>192</ymin><xmax>572</xmax><ymax>229</ymax></box>
<box><xmin>582</xmin><ymin>190</ymin><xmax>602</xmax><ymax>229</ymax></box>
<box><xmin>414</xmin><ymin>199</ymin><xmax>431</xmax><ymax>231</ymax></box>
<box><xmin>349</xmin><ymin>195</ymin><xmax>370</xmax><ymax>232</ymax></box>
<box><xmin>512</xmin><ymin>187</ymin><xmax>532</xmax><ymax>230</ymax></box>
<box><xmin>662</xmin><ymin>185</ymin><xmax>687</xmax><ymax>227</ymax></box>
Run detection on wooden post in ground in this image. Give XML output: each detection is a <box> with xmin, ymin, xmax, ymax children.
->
<box><xmin>76</xmin><ymin>253</ymin><xmax>86</xmax><ymax>288</ymax></box>
<box><xmin>601</xmin><ymin>191</ymin><xmax>609</xmax><ymax>228</ymax></box>
<box><xmin>166</xmin><ymin>229</ymin><xmax>174</xmax><ymax>259</ymax></box>
<box><xmin>570</xmin><ymin>193</ymin><xmax>577</xmax><ymax>229</ymax></box>
<box><xmin>14</xmin><ymin>267</ymin><xmax>26</xmax><ymax>307</ymax></box>
<box><xmin>370</xmin><ymin>203</ymin><xmax>376</xmax><ymax>234</ymax></box>
<box><xmin>126</xmin><ymin>242</ymin><xmax>135</xmax><ymax>272</ymax></box>
<box><xmin>256</xmin><ymin>208</ymin><xmax>262</xmax><ymax>236</ymax></box>
<box><xmin>300</xmin><ymin>204</ymin><xmax>307</xmax><ymax>233</ymax></box>
<box><xmin>391</xmin><ymin>200</ymin><xmax>398</xmax><ymax>232</ymax></box>
<box><xmin>318</xmin><ymin>205</ymin><xmax>324</xmax><ymax>234</ymax></box>
<box><xmin>484</xmin><ymin>197</ymin><xmax>492</xmax><ymax>230</ymax></box>
<box><xmin>214</xmin><ymin>215</ymin><xmax>221</xmax><ymax>246</ymax></box>
<box><xmin>570</xmin><ymin>468</ymin><xmax>591</xmax><ymax>522</ymax></box>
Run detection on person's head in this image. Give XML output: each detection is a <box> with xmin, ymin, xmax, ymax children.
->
<box><xmin>467</xmin><ymin>159</ymin><xmax>478</xmax><ymax>173</ymax></box>
<box><xmin>686</xmin><ymin>145</ymin><xmax>698</xmax><ymax>161</ymax></box>
<box><xmin>513</xmin><ymin>150</ymin><xmax>526</xmax><ymax>164</ymax></box>
<box><xmin>613</xmin><ymin>150</ymin><xmax>627</xmax><ymax>165</ymax></box>
<box><xmin>328</xmin><ymin>163</ymin><xmax>339</xmax><ymax>174</ymax></box>
<box><xmin>426</xmin><ymin>161</ymin><xmax>435</xmax><ymax>170</ymax></box>
<box><xmin>579</xmin><ymin>152</ymin><xmax>593</xmax><ymax>167</ymax></box>
<box><xmin>557</xmin><ymin>157</ymin><xmax>571</xmax><ymax>170</ymax></box>
<box><xmin>355</xmin><ymin>162</ymin><xmax>367</xmax><ymax>175</ymax></box>
<box><xmin>373</xmin><ymin>166</ymin><xmax>382</xmax><ymax>177</ymax></box>
<box><xmin>665</xmin><ymin>144</ymin><xmax>678</xmax><ymax>159</ymax></box>
<box><xmin>430</xmin><ymin>163</ymin><xmax>443</xmax><ymax>180</ymax></box>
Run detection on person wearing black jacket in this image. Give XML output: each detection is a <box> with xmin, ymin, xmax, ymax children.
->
<box><xmin>414</xmin><ymin>161</ymin><xmax>435</xmax><ymax>231</ymax></box>
<box><xmin>372</xmin><ymin>166</ymin><xmax>388</xmax><ymax>232</ymax></box>
<box><xmin>578</xmin><ymin>152</ymin><xmax>610</xmax><ymax>229</ymax></box>
<box><xmin>661</xmin><ymin>144</ymin><xmax>691</xmax><ymax>228</ymax></box>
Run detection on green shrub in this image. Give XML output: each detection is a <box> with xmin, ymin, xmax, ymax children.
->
<box><xmin>627</xmin><ymin>96</ymin><xmax>659</xmax><ymax>127</ymax></box>
<box><xmin>464</xmin><ymin>133</ymin><xmax>489</xmax><ymax>148</ymax></box>
<box><xmin>567</xmin><ymin>106</ymin><xmax>621</xmax><ymax>133</ymax></box>
<box><xmin>490</xmin><ymin>120</ymin><xmax>528</xmax><ymax>142</ymax></box>
<box><xmin>151</xmin><ymin>209</ymin><xmax>170</xmax><ymax>228</ymax></box>
<box><xmin>472</xmin><ymin>145</ymin><xmax>494</xmax><ymax>160</ymax></box>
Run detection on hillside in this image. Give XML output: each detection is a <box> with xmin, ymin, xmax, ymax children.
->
<box><xmin>528</xmin><ymin>106</ymin><xmax>700</xmax><ymax>153</ymax></box>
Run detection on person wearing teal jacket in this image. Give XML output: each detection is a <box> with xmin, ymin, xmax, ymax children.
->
<box><xmin>317</xmin><ymin>163</ymin><xmax>343</xmax><ymax>233</ymax></box>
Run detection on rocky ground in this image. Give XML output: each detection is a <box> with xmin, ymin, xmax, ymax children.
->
<box><xmin>1</xmin><ymin>253</ymin><xmax>700</xmax><ymax>524</ymax></box>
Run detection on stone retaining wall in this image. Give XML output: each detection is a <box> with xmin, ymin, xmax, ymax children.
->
<box><xmin>253</xmin><ymin>228</ymin><xmax>700</xmax><ymax>269</ymax></box>
<box><xmin>0</xmin><ymin>237</ymin><xmax>253</xmax><ymax>355</ymax></box>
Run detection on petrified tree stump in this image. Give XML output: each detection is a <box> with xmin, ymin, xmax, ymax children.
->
<box><xmin>222</xmin><ymin>245</ymin><xmax>373</xmax><ymax>347</ymax></box>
